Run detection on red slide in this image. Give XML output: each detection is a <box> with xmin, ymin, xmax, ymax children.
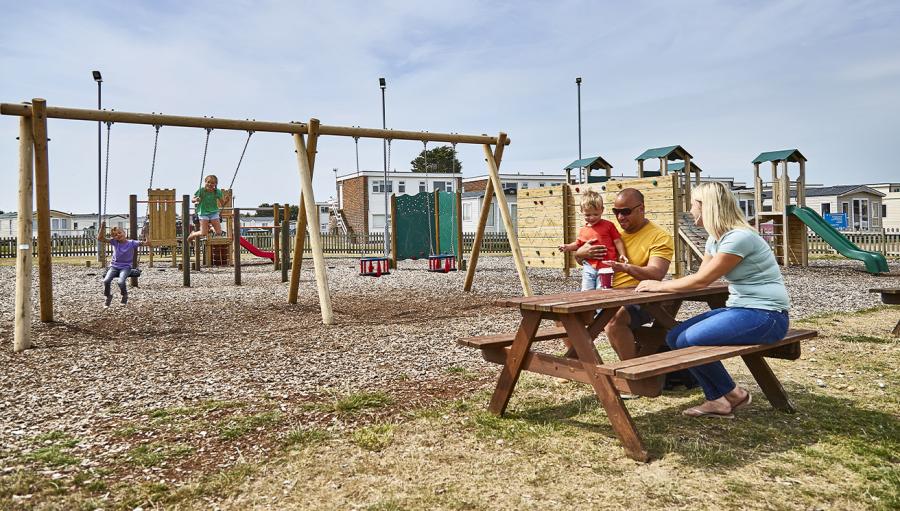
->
<box><xmin>239</xmin><ymin>236</ymin><xmax>275</xmax><ymax>261</ymax></box>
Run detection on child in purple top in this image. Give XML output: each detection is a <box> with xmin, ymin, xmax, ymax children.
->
<box><xmin>98</xmin><ymin>223</ymin><xmax>151</xmax><ymax>307</ymax></box>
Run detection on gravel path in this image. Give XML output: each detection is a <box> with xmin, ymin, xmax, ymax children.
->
<box><xmin>0</xmin><ymin>256</ymin><xmax>897</xmax><ymax>479</ymax></box>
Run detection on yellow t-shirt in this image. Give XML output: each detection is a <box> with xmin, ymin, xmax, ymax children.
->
<box><xmin>613</xmin><ymin>220</ymin><xmax>674</xmax><ymax>288</ymax></box>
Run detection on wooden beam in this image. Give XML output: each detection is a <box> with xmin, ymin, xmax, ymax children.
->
<box><xmin>293</xmin><ymin>126</ymin><xmax>334</xmax><ymax>325</ymax></box>
<box><xmin>483</xmin><ymin>141</ymin><xmax>532</xmax><ymax>296</ymax></box>
<box><xmin>464</xmin><ymin>133</ymin><xmax>507</xmax><ymax>292</ymax></box>
<box><xmin>0</xmin><ymin>103</ymin><xmax>511</xmax><ymax>146</ymax></box>
<box><xmin>14</xmin><ymin>114</ymin><xmax>34</xmax><ymax>352</ymax></box>
<box><xmin>288</xmin><ymin>119</ymin><xmax>320</xmax><ymax>303</ymax></box>
<box><xmin>30</xmin><ymin>99</ymin><xmax>53</xmax><ymax>322</ymax></box>
<box><xmin>181</xmin><ymin>195</ymin><xmax>190</xmax><ymax>287</ymax></box>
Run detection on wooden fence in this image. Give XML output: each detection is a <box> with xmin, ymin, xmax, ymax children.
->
<box><xmin>807</xmin><ymin>228</ymin><xmax>900</xmax><ymax>257</ymax></box>
<box><xmin>0</xmin><ymin>232</ymin><xmax>513</xmax><ymax>259</ymax></box>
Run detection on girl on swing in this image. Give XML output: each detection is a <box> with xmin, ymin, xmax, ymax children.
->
<box><xmin>98</xmin><ymin>223</ymin><xmax>151</xmax><ymax>307</ymax></box>
<box><xmin>187</xmin><ymin>174</ymin><xmax>231</xmax><ymax>242</ymax></box>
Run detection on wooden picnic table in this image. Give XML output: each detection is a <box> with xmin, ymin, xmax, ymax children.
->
<box><xmin>869</xmin><ymin>287</ymin><xmax>900</xmax><ymax>337</ymax></box>
<box><xmin>470</xmin><ymin>282</ymin><xmax>818</xmax><ymax>461</ymax></box>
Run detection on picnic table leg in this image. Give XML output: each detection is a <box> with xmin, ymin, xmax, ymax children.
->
<box><xmin>892</xmin><ymin>318</ymin><xmax>900</xmax><ymax>338</ymax></box>
<box><xmin>560</xmin><ymin>314</ymin><xmax>649</xmax><ymax>462</ymax></box>
<box><xmin>488</xmin><ymin>311</ymin><xmax>542</xmax><ymax>416</ymax></box>
<box><xmin>741</xmin><ymin>354</ymin><xmax>795</xmax><ymax>412</ymax></box>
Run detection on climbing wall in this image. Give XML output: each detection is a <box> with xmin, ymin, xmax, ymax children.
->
<box><xmin>517</xmin><ymin>175</ymin><xmax>684</xmax><ymax>276</ymax></box>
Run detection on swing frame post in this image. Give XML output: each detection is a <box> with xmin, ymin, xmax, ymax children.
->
<box><xmin>288</xmin><ymin>119</ymin><xmax>320</xmax><ymax>304</ymax></box>
<box><xmin>129</xmin><ymin>195</ymin><xmax>139</xmax><ymax>287</ymax></box>
<box><xmin>181</xmin><ymin>195</ymin><xmax>191</xmax><ymax>287</ymax></box>
<box><xmin>281</xmin><ymin>210</ymin><xmax>290</xmax><ymax>284</ymax></box>
<box><xmin>31</xmin><ymin>99</ymin><xmax>53</xmax><ymax>322</ymax></box>
<box><xmin>14</xmin><ymin>113</ymin><xmax>34</xmax><ymax>352</ymax></box>
<box><xmin>273</xmin><ymin>202</ymin><xmax>281</xmax><ymax>271</ymax></box>
<box><xmin>233</xmin><ymin>208</ymin><xmax>242</xmax><ymax>285</ymax></box>
<box><xmin>464</xmin><ymin>133</ymin><xmax>507</xmax><ymax>292</ymax></box>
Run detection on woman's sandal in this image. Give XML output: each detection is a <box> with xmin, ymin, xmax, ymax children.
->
<box><xmin>682</xmin><ymin>406</ymin><xmax>734</xmax><ymax>419</ymax></box>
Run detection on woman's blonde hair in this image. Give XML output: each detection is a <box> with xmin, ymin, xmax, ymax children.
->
<box><xmin>691</xmin><ymin>181</ymin><xmax>752</xmax><ymax>240</ymax></box>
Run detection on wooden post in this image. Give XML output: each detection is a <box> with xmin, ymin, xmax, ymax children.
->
<box><xmin>753</xmin><ymin>162</ymin><xmax>761</xmax><ymax>232</ymax></box>
<box><xmin>281</xmin><ymin>214</ymin><xmax>290</xmax><ymax>283</ymax></box>
<box><xmin>182</xmin><ymin>195</ymin><xmax>190</xmax><ymax>287</ymax></box>
<box><xmin>799</xmin><ymin>159</ymin><xmax>808</xmax><ymax>266</ymax></box>
<box><xmin>683</xmin><ymin>156</ymin><xmax>692</xmax><ymax>209</ymax></box>
<box><xmin>288</xmin><ymin>119</ymin><xmax>320</xmax><ymax>304</ymax></box>
<box><xmin>233</xmin><ymin>208</ymin><xmax>241</xmax><ymax>285</ymax></box>
<box><xmin>14</xmin><ymin>114</ymin><xmax>34</xmax><ymax>352</ymax></box>
<box><xmin>781</xmin><ymin>160</ymin><xmax>791</xmax><ymax>266</ymax></box>
<box><xmin>273</xmin><ymin>203</ymin><xmax>281</xmax><ymax>270</ymax></box>
<box><xmin>637</xmin><ymin>159</ymin><xmax>644</xmax><ymax>178</ymax></box>
<box><xmin>293</xmin><ymin>125</ymin><xmax>334</xmax><ymax>325</ymax></box>
<box><xmin>482</xmin><ymin>140</ymin><xmax>532</xmax><ymax>296</ymax></box>
<box><xmin>129</xmin><ymin>195</ymin><xmax>139</xmax><ymax>287</ymax></box>
<box><xmin>464</xmin><ymin>133</ymin><xmax>507</xmax><ymax>292</ymax></box>
<box><xmin>390</xmin><ymin>194</ymin><xmax>398</xmax><ymax>269</ymax></box>
<box><xmin>31</xmin><ymin>99</ymin><xmax>53</xmax><ymax>322</ymax></box>
<box><xmin>194</xmin><ymin>236</ymin><xmax>201</xmax><ymax>271</ymax></box>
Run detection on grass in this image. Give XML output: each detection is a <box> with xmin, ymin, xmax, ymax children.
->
<box><xmin>218</xmin><ymin>411</ymin><xmax>283</xmax><ymax>440</ymax></box>
<box><xmin>127</xmin><ymin>442</ymin><xmax>194</xmax><ymax>467</ymax></box>
<box><xmin>333</xmin><ymin>391</ymin><xmax>394</xmax><ymax>414</ymax></box>
<box><xmin>283</xmin><ymin>427</ymin><xmax>329</xmax><ymax>449</ymax></box>
<box><xmin>352</xmin><ymin>424</ymin><xmax>395</xmax><ymax>451</ymax></box>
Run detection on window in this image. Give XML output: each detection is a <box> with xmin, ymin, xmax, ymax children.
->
<box><xmin>419</xmin><ymin>181</ymin><xmax>426</xmax><ymax>193</ymax></box>
<box><xmin>883</xmin><ymin>204</ymin><xmax>888</xmax><ymax>218</ymax></box>
<box><xmin>398</xmin><ymin>181</ymin><xmax>406</xmax><ymax>193</ymax></box>
<box><xmin>320</xmin><ymin>206</ymin><xmax>329</xmax><ymax>214</ymax></box>
<box><xmin>821</xmin><ymin>203</ymin><xmax>831</xmax><ymax>215</ymax></box>
<box><xmin>372</xmin><ymin>214</ymin><xmax>390</xmax><ymax>229</ymax></box>
<box><xmin>433</xmin><ymin>181</ymin><xmax>448</xmax><ymax>192</ymax></box>
<box><xmin>510</xmin><ymin>204</ymin><xmax>517</xmax><ymax>228</ymax></box>
<box><xmin>502</xmin><ymin>181</ymin><xmax>517</xmax><ymax>191</ymax></box>
<box><xmin>372</xmin><ymin>180</ymin><xmax>379</xmax><ymax>193</ymax></box>
<box><xmin>539</xmin><ymin>182</ymin><xmax>546</xmax><ymax>188</ymax></box>
<box><xmin>462</xmin><ymin>203</ymin><xmax>472</xmax><ymax>221</ymax></box>
<box><xmin>486</xmin><ymin>206</ymin><xmax>495</xmax><ymax>227</ymax></box>
<box><xmin>521</xmin><ymin>182</ymin><xmax>528</xmax><ymax>189</ymax></box>
<box><xmin>747</xmin><ymin>201</ymin><xmax>755</xmax><ymax>216</ymax></box>
<box><xmin>51</xmin><ymin>218</ymin><xmax>60</xmax><ymax>230</ymax></box>
<box><xmin>371</xmin><ymin>180</ymin><xmax>393</xmax><ymax>193</ymax></box>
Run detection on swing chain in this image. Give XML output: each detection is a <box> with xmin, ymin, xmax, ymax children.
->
<box><xmin>228</xmin><ymin>130</ymin><xmax>254</xmax><ymax>190</ymax></box>
<box><xmin>199</xmin><ymin>127</ymin><xmax>213</xmax><ymax>186</ymax></box>
<box><xmin>148</xmin><ymin>124</ymin><xmax>161</xmax><ymax>191</ymax></box>
<box><xmin>102</xmin><ymin>121</ymin><xmax>113</xmax><ymax>221</ymax></box>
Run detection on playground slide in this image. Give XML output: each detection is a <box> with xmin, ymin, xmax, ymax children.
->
<box><xmin>789</xmin><ymin>205</ymin><xmax>889</xmax><ymax>274</ymax></box>
<box><xmin>239</xmin><ymin>236</ymin><xmax>275</xmax><ymax>261</ymax></box>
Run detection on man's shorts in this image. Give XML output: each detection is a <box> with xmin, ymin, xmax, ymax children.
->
<box><xmin>197</xmin><ymin>212</ymin><xmax>220</xmax><ymax>222</ymax></box>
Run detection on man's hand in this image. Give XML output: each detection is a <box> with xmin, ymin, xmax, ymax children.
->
<box><xmin>602</xmin><ymin>260</ymin><xmax>628</xmax><ymax>273</ymax></box>
<box><xmin>574</xmin><ymin>239</ymin><xmax>606</xmax><ymax>261</ymax></box>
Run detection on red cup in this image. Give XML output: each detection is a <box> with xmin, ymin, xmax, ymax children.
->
<box><xmin>598</xmin><ymin>268</ymin><xmax>613</xmax><ymax>289</ymax></box>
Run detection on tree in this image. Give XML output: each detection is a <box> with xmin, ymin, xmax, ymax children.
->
<box><xmin>410</xmin><ymin>145</ymin><xmax>462</xmax><ymax>173</ymax></box>
<box><xmin>255</xmin><ymin>203</ymin><xmax>272</xmax><ymax>217</ymax></box>
<box><xmin>257</xmin><ymin>203</ymin><xmax>299</xmax><ymax>220</ymax></box>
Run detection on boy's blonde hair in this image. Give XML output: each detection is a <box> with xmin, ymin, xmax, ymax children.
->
<box><xmin>692</xmin><ymin>181</ymin><xmax>752</xmax><ymax>239</ymax></box>
<box><xmin>580</xmin><ymin>190</ymin><xmax>604</xmax><ymax>211</ymax></box>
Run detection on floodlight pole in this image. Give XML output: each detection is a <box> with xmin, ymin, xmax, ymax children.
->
<box><xmin>380</xmin><ymin>77</ymin><xmax>388</xmax><ymax>258</ymax></box>
<box><xmin>576</xmin><ymin>77</ymin><xmax>582</xmax><ymax>183</ymax></box>
<box><xmin>93</xmin><ymin>70</ymin><xmax>103</xmax><ymax>260</ymax></box>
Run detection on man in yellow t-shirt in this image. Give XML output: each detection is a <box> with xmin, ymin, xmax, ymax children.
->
<box><xmin>575</xmin><ymin>188</ymin><xmax>674</xmax><ymax>360</ymax></box>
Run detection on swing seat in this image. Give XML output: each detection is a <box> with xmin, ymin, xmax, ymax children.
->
<box><xmin>427</xmin><ymin>254</ymin><xmax>457</xmax><ymax>273</ymax></box>
<box><xmin>359</xmin><ymin>257</ymin><xmax>391</xmax><ymax>277</ymax></box>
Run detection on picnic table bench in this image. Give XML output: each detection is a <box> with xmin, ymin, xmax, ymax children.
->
<box><xmin>869</xmin><ymin>287</ymin><xmax>900</xmax><ymax>337</ymax></box>
<box><xmin>458</xmin><ymin>283</ymin><xmax>817</xmax><ymax>462</ymax></box>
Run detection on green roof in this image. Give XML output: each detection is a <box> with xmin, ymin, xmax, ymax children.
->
<box><xmin>667</xmin><ymin>161</ymin><xmax>702</xmax><ymax>172</ymax></box>
<box><xmin>564</xmin><ymin>155</ymin><xmax>613</xmax><ymax>171</ymax></box>
<box><xmin>752</xmin><ymin>149</ymin><xmax>806</xmax><ymax>164</ymax></box>
<box><xmin>636</xmin><ymin>145</ymin><xmax>692</xmax><ymax>161</ymax></box>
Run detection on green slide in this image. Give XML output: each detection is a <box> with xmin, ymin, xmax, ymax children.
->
<box><xmin>788</xmin><ymin>205</ymin><xmax>889</xmax><ymax>274</ymax></box>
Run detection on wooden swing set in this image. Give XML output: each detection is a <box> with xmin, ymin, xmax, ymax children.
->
<box><xmin>3</xmin><ymin>98</ymin><xmax>529</xmax><ymax>353</ymax></box>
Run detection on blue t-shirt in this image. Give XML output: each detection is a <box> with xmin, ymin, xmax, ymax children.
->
<box><xmin>110</xmin><ymin>238</ymin><xmax>140</xmax><ymax>270</ymax></box>
<box><xmin>705</xmin><ymin>228</ymin><xmax>790</xmax><ymax>311</ymax></box>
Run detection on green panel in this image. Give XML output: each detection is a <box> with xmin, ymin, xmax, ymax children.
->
<box><xmin>437</xmin><ymin>191</ymin><xmax>458</xmax><ymax>256</ymax></box>
<box><xmin>564</xmin><ymin>155</ymin><xmax>612</xmax><ymax>170</ymax></box>
<box><xmin>789</xmin><ymin>205</ymin><xmax>888</xmax><ymax>274</ymax></box>
<box><xmin>394</xmin><ymin>193</ymin><xmax>437</xmax><ymax>260</ymax></box>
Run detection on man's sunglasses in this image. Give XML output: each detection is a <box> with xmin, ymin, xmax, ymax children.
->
<box><xmin>611</xmin><ymin>204</ymin><xmax>643</xmax><ymax>216</ymax></box>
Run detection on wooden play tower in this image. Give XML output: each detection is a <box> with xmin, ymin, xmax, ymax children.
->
<box><xmin>752</xmin><ymin>149</ymin><xmax>808</xmax><ymax>267</ymax></box>
<box><xmin>636</xmin><ymin>145</ymin><xmax>701</xmax><ymax>209</ymax></box>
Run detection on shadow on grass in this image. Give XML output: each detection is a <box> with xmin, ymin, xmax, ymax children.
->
<box><xmin>506</xmin><ymin>387</ymin><xmax>899</xmax><ymax>468</ymax></box>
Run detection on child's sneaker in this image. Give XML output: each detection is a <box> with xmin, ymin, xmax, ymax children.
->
<box><xmin>104</xmin><ymin>295</ymin><xmax>113</xmax><ymax>308</ymax></box>
<box><xmin>121</xmin><ymin>293</ymin><xmax>128</xmax><ymax>305</ymax></box>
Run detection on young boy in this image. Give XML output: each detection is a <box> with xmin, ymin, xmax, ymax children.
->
<box><xmin>98</xmin><ymin>222</ymin><xmax>151</xmax><ymax>307</ymax></box>
<box><xmin>558</xmin><ymin>190</ymin><xmax>628</xmax><ymax>290</ymax></box>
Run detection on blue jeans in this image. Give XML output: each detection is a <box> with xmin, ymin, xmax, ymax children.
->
<box><xmin>666</xmin><ymin>307</ymin><xmax>789</xmax><ymax>400</ymax></box>
<box><xmin>103</xmin><ymin>267</ymin><xmax>132</xmax><ymax>296</ymax></box>
<box><xmin>581</xmin><ymin>261</ymin><xmax>612</xmax><ymax>291</ymax></box>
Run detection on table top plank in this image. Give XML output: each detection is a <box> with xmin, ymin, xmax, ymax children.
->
<box><xmin>497</xmin><ymin>282</ymin><xmax>729</xmax><ymax>314</ymax></box>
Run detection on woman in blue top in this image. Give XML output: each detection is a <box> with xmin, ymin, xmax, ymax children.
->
<box><xmin>636</xmin><ymin>182</ymin><xmax>790</xmax><ymax>418</ymax></box>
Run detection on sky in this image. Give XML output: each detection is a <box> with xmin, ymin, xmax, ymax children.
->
<box><xmin>1</xmin><ymin>0</ymin><xmax>899</xmax><ymax>215</ymax></box>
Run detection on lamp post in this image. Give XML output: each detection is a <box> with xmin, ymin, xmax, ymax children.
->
<box><xmin>379</xmin><ymin>77</ymin><xmax>388</xmax><ymax>258</ymax></box>
<box><xmin>576</xmin><ymin>76</ymin><xmax>582</xmax><ymax>183</ymax></box>
<box><xmin>93</xmin><ymin>70</ymin><xmax>103</xmax><ymax>260</ymax></box>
